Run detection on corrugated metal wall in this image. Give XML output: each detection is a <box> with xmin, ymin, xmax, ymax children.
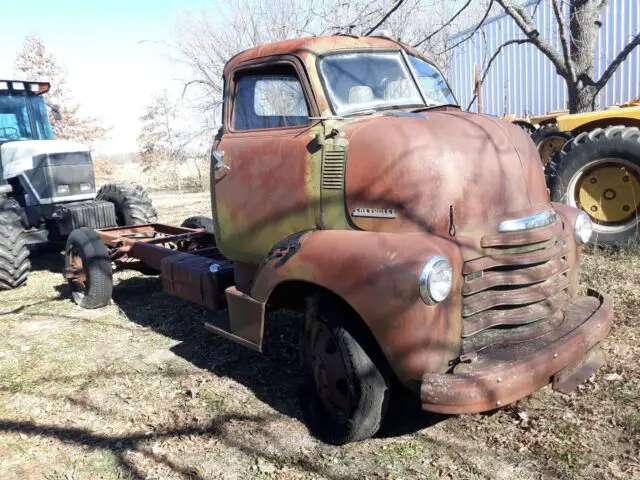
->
<box><xmin>448</xmin><ymin>0</ymin><xmax>639</xmax><ymax>116</ymax></box>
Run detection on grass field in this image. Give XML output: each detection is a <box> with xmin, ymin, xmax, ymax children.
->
<box><xmin>0</xmin><ymin>191</ymin><xmax>638</xmax><ymax>479</ymax></box>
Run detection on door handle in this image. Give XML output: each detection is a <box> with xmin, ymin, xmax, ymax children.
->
<box><xmin>212</xmin><ymin>150</ymin><xmax>230</xmax><ymax>172</ymax></box>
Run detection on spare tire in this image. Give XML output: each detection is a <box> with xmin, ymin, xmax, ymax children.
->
<box><xmin>546</xmin><ymin>126</ymin><xmax>640</xmax><ymax>245</ymax></box>
<box><xmin>96</xmin><ymin>182</ymin><xmax>157</xmax><ymax>226</ymax></box>
<box><xmin>0</xmin><ymin>196</ymin><xmax>30</xmax><ymax>290</ymax></box>
<box><xmin>181</xmin><ymin>216</ymin><xmax>215</xmax><ymax>234</ymax></box>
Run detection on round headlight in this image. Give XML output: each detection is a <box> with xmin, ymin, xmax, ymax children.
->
<box><xmin>419</xmin><ymin>256</ymin><xmax>453</xmax><ymax>304</ymax></box>
<box><xmin>574</xmin><ymin>210</ymin><xmax>593</xmax><ymax>245</ymax></box>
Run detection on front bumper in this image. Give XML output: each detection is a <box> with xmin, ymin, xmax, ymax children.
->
<box><xmin>420</xmin><ymin>289</ymin><xmax>613</xmax><ymax>414</ymax></box>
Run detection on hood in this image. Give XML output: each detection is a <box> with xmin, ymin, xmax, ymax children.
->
<box><xmin>1</xmin><ymin>139</ymin><xmax>90</xmax><ymax>180</ymax></box>
<box><xmin>343</xmin><ymin>111</ymin><xmax>549</xmax><ymax>250</ymax></box>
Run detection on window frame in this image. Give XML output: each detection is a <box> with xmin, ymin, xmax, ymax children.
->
<box><xmin>225</xmin><ymin>56</ymin><xmax>319</xmax><ymax>135</ymax></box>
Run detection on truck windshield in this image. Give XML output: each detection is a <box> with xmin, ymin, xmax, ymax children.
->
<box><xmin>319</xmin><ymin>51</ymin><xmax>425</xmax><ymax>115</ymax></box>
<box><xmin>407</xmin><ymin>55</ymin><xmax>456</xmax><ymax>106</ymax></box>
<box><xmin>0</xmin><ymin>94</ymin><xmax>54</xmax><ymax>143</ymax></box>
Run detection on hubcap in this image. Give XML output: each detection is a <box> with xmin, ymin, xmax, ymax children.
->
<box><xmin>538</xmin><ymin>136</ymin><xmax>568</xmax><ymax>166</ymax></box>
<box><xmin>577</xmin><ymin>163</ymin><xmax>640</xmax><ymax>224</ymax></box>
<box><xmin>304</xmin><ymin>320</ymin><xmax>351</xmax><ymax>420</ymax></box>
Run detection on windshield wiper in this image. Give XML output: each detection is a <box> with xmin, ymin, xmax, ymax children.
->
<box><xmin>410</xmin><ymin>103</ymin><xmax>460</xmax><ymax>112</ymax></box>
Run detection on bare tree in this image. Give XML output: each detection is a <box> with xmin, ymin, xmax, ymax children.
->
<box><xmin>14</xmin><ymin>35</ymin><xmax>108</xmax><ymax>145</ymax></box>
<box><xmin>458</xmin><ymin>0</ymin><xmax>640</xmax><ymax>113</ymax></box>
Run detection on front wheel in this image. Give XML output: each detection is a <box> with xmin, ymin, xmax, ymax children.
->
<box><xmin>300</xmin><ymin>294</ymin><xmax>390</xmax><ymax>444</ymax></box>
<box><xmin>96</xmin><ymin>181</ymin><xmax>157</xmax><ymax>226</ymax></box>
<box><xmin>546</xmin><ymin>126</ymin><xmax>640</xmax><ymax>245</ymax></box>
<box><xmin>65</xmin><ymin>227</ymin><xmax>113</xmax><ymax>309</ymax></box>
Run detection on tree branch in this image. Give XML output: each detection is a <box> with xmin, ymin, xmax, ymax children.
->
<box><xmin>438</xmin><ymin>0</ymin><xmax>495</xmax><ymax>55</ymax></box>
<box><xmin>466</xmin><ymin>38</ymin><xmax>532</xmax><ymax>110</ymax></box>
<box><xmin>551</xmin><ymin>0</ymin><xmax>575</xmax><ymax>82</ymax></box>
<box><xmin>496</xmin><ymin>0</ymin><xmax>568</xmax><ymax>77</ymax></box>
<box><xmin>413</xmin><ymin>0</ymin><xmax>472</xmax><ymax>49</ymax></box>
<box><xmin>596</xmin><ymin>33</ymin><xmax>640</xmax><ymax>90</ymax></box>
<box><xmin>364</xmin><ymin>0</ymin><xmax>406</xmax><ymax>36</ymax></box>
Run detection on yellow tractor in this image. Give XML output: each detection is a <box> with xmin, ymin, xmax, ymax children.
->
<box><xmin>510</xmin><ymin>101</ymin><xmax>640</xmax><ymax>245</ymax></box>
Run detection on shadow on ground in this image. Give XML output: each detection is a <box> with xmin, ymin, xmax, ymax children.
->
<box><xmin>110</xmin><ymin>274</ymin><xmax>448</xmax><ymax>438</ymax></box>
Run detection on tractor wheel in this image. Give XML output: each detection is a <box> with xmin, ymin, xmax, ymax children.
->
<box><xmin>546</xmin><ymin>126</ymin><xmax>640</xmax><ymax>245</ymax></box>
<box><xmin>96</xmin><ymin>181</ymin><xmax>157</xmax><ymax>226</ymax></box>
<box><xmin>531</xmin><ymin>125</ymin><xmax>573</xmax><ymax>167</ymax></box>
<box><xmin>64</xmin><ymin>227</ymin><xmax>113</xmax><ymax>309</ymax></box>
<box><xmin>300</xmin><ymin>294</ymin><xmax>390</xmax><ymax>444</ymax></box>
<box><xmin>0</xmin><ymin>196</ymin><xmax>30</xmax><ymax>290</ymax></box>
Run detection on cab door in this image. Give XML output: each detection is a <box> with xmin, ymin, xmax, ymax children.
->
<box><xmin>212</xmin><ymin>58</ymin><xmax>323</xmax><ymax>264</ymax></box>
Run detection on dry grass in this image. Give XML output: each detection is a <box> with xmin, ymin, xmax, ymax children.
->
<box><xmin>0</xmin><ymin>191</ymin><xmax>638</xmax><ymax>479</ymax></box>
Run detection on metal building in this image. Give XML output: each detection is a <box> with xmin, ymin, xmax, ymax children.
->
<box><xmin>448</xmin><ymin>0</ymin><xmax>639</xmax><ymax>116</ymax></box>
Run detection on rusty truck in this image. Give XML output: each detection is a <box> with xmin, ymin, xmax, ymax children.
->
<box><xmin>62</xmin><ymin>35</ymin><xmax>614</xmax><ymax>445</ymax></box>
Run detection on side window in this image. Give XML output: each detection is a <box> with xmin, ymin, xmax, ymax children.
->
<box><xmin>233</xmin><ymin>67</ymin><xmax>310</xmax><ymax>131</ymax></box>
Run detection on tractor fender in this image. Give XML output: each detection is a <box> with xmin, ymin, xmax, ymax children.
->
<box><xmin>250</xmin><ymin>229</ymin><xmax>464</xmax><ymax>384</ymax></box>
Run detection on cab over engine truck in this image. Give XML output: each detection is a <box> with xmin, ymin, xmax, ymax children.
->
<box><xmin>63</xmin><ymin>36</ymin><xmax>613</xmax><ymax>445</ymax></box>
<box><xmin>0</xmin><ymin>80</ymin><xmax>157</xmax><ymax>290</ymax></box>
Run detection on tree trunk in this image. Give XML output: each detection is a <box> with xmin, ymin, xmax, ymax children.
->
<box><xmin>567</xmin><ymin>0</ymin><xmax>603</xmax><ymax>113</ymax></box>
<box><xmin>568</xmin><ymin>82</ymin><xmax>600</xmax><ymax>113</ymax></box>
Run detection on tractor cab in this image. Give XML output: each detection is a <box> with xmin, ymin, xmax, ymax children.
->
<box><xmin>0</xmin><ymin>80</ymin><xmax>54</xmax><ymax>145</ymax></box>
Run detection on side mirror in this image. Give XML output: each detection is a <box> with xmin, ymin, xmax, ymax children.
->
<box><xmin>47</xmin><ymin>102</ymin><xmax>62</xmax><ymax>121</ymax></box>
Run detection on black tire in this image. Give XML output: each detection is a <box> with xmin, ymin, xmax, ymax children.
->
<box><xmin>181</xmin><ymin>216</ymin><xmax>215</xmax><ymax>234</ymax></box>
<box><xmin>300</xmin><ymin>294</ymin><xmax>390</xmax><ymax>444</ymax></box>
<box><xmin>0</xmin><ymin>196</ymin><xmax>30</xmax><ymax>290</ymax></box>
<box><xmin>531</xmin><ymin>125</ymin><xmax>573</xmax><ymax>167</ymax></box>
<box><xmin>65</xmin><ymin>227</ymin><xmax>113</xmax><ymax>309</ymax></box>
<box><xmin>96</xmin><ymin>181</ymin><xmax>157</xmax><ymax>226</ymax></box>
<box><xmin>546</xmin><ymin>126</ymin><xmax>640</xmax><ymax>245</ymax></box>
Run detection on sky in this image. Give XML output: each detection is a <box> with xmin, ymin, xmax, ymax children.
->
<box><xmin>0</xmin><ymin>0</ymin><xmax>210</xmax><ymax>154</ymax></box>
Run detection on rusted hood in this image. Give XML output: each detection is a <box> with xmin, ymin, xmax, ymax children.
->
<box><xmin>343</xmin><ymin>111</ymin><xmax>550</xmax><ymax>251</ymax></box>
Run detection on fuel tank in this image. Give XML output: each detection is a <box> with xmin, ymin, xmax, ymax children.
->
<box><xmin>342</xmin><ymin>111</ymin><xmax>549</xmax><ymax>256</ymax></box>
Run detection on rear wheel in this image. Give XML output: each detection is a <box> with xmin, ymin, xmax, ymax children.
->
<box><xmin>300</xmin><ymin>294</ymin><xmax>390</xmax><ymax>444</ymax></box>
<box><xmin>531</xmin><ymin>125</ymin><xmax>573</xmax><ymax>167</ymax></box>
<box><xmin>96</xmin><ymin>181</ymin><xmax>157</xmax><ymax>226</ymax></box>
<box><xmin>546</xmin><ymin>126</ymin><xmax>640</xmax><ymax>245</ymax></box>
<box><xmin>0</xmin><ymin>196</ymin><xmax>30</xmax><ymax>290</ymax></box>
<box><xmin>64</xmin><ymin>227</ymin><xmax>113</xmax><ymax>309</ymax></box>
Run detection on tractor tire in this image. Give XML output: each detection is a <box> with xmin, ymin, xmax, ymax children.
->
<box><xmin>181</xmin><ymin>216</ymin><xmax>215</xmax><ymax>234</ymax></box>
<box><xmin>65</xmin><ymin>227</ymin><xmax>113</xmax><ymax>309</ymax></box>
<box><xmin>0</xmin><ymin>196</ymin><xmax>30</xmax><ymax>290</ymax></box>
<box><xmin>546</xmin><ymin>126</ymin><xmax>640</xmax><ymax>245</ymax></box>
<box><xmin>531</xmin><ymin>125</ymin><xmax>573</xmax><ymax>167</ymax></box>
<box><xmin>300</xmin><ymin>294</ymin><xmax>390</xmax><ymax>444</ymax></box>
<box><xmin>96</xmin><ymin>182</ymin><xmax>157</xmax><ymax>226</ymax></box>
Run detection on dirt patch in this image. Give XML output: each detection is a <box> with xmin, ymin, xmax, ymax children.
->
<box><xmin>0</xmin><ymin>192</ymin><xmax>638</xmax><ymax>479</ymax></box>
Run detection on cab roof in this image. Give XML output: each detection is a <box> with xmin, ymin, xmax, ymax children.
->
<box><xmin>223</xmin><ymin>35</ymin><xmax>434</xmax><ymax>76</ymax></box>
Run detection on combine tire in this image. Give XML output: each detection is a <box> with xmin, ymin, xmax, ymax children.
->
<box><xmin>96</xmin><ymin>182</ymin><xmax>157</xmax><ymax>226</ymax></box>
<box><xmin>0</xmin><ymin>196</ymin><xmax>30</xmax><ymax>290</ymax></box>
<box><xmin>300</xmin><ymin>294</ymin><xmax>390</xmax><ymax>444</ymax></box>
<box><xmin>64</xmin><ymin>227</ymin><xmax>112</xmax><ymax>309</ymax></box>
<box><xmin>531</xmin><ymin>125</ymin><xmax>573</xmax><ymax>167</ymax></box>
<box><xmin>546</xmin><ymin>126</ymin><xmax>640</xmax><ymax>245</ymax></box>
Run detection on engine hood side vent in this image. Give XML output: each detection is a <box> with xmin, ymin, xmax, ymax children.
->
<box><xmin>321</xmin><ymin>148</ymin><xmax>346</xmax><ymax>190</ymax></box>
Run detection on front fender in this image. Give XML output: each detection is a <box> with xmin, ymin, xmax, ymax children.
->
<box><xmin>251</xmin><ymin>229</ymin><xmax>464</xmax><ymax>384</ymax></box>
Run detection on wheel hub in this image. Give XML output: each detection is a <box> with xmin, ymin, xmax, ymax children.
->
<box><xmin>538</xmin><ymin>137</ymin><xmax>567</xmax><ymax>166</ymax></box>
<box><xmin>65</xmin><ymin>250</ymin><xmax>87</xmax><ymax>294</ymax></box>
<box><xmin>305</xmin><ymin>321</ymin><xmax>351</xmax><ymax>420</ymax></box>
<box><xmin>577</xmin><ymin>165</ymin><xmax>640</xmax><ymax>224</ymax></box>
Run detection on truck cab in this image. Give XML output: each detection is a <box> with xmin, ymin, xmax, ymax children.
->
<box><xmin>67</xmin><ymin>36</ymin><xmax>613</xmax><ymax>445</ymax></box>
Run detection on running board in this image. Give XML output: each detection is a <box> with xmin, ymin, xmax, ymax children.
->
<box><xmin>204</xmin><ymin>286</ymin><xmax>265</xmax><ymax>352</ymax></box>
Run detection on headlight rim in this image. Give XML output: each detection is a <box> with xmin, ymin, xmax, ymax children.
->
<box><xmin>419</xmin><ymin>255</ymin><xmax>453</xmax><ymax>305</ymax></box>
<box><xmin>574</xmin><ymin>210</ymin><xmax>593</xmax><ymax>245</ymax></box>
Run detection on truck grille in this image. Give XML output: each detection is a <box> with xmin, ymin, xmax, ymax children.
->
<box><xmin>461</xmin><ymin>221</ymin><xmax>570</xmax><ymax>354</ymax></box>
